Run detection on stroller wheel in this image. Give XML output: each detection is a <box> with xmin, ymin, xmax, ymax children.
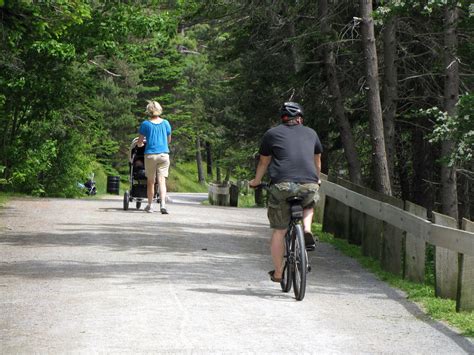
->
<box><xmin>136</xmin><ymin>201</ymin><xmax>141</xmax><ymax>210</ymax></box>
<box><xmin>123</xmin><ymin>191</ymin><xmax>130</xmax><ymax>210</ymax></box>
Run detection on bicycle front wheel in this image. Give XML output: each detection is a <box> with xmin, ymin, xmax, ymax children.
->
<box><xmin>292</xmin><ymin>223</ymin><xmax>307</xmax><ymax>301</ymax></box>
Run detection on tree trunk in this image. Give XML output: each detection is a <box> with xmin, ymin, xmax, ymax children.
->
<box><xmin>216</xmin><ymin>152</ymin><xmax>221</xmax><ymax>183</ymax></box>
<box><xmin>319</xmin><ymin>0</ymin><xmax>362</xmax><ymax>185</ymax></box>
<box><xmin>206</xmin><ymin>141</ymin><xmax>213</xmax><ymax>179</ymax></box>
<box><xmin>283</xmin><ymin>3</ymin><xmax>302</xmax><ymax>74</ymax></box>
<box><xmin>224</xmin><ymin>168</ymin><xmax>232</xmax><ymax>182</ymax></box>
<box><xmin>216</xmin><ymin>166</ymin><xmax>221</xmax><ymax>183</ymax></box>
<box><xmin>458</xmin><ymin>172</ymin><xmax>471</xmax><ymax>220</ymax></box>
<box><xmin>412</xmin><ymin>127</ymin><xmax>436</xmax><ymax>214</ymax></box>
<box><xmin>360</xmin><ymin>0</ymin><xmax>392</xmax><ymax>195</ymax></box>
<box><xmin>288</xmin><ymin>21</ymin><xmax>302</xmax><ymax>74</ymax></box>
<box><xmin>441</xmin><ymin>5</ymin><xmax>459</xmax><ymax>220</ymax></box>
<box><xmin>382</xmin><ymin>16</ymin><xmax>398</xmax><ymax>192</ymax></box>
<box><xmin>195</xmin><ymin>136</ymin><xmax>205</xmax><ymax>184</ymax></box>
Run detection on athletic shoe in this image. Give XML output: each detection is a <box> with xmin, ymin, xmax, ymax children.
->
<box><xmin>304</xmin><ymin>232</ymin><xmax>316</xmax><ymax>251</ymax></box>
<box><xmin>144</xmin><ymin>205</ymin><xmax>154</xmax><ymax>213</ymax></box>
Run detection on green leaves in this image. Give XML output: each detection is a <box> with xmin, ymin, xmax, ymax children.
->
<box><xmin>429</xmin><ymin>94</ymin><xmax>474</xmax><ymax>166</ymax></box>
<box><xmin>31</xmin><ymin>40</ymin><xmax>76</xmax><ymax>59</ymax></box>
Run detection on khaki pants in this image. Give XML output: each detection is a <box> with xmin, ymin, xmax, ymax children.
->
<box><xmin>145</xmin><ymin>153</ymin><xmax>170</xmax><ymax>179</ymax></box>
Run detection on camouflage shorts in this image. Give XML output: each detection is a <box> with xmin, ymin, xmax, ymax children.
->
<box><xmin>267</xmin><ymin>182</ymin><xmax>320</xmax><ymax>229</ymax></box>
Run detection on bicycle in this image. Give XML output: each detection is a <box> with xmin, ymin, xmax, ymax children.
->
<box><xmin>258</xmin><ymin>183</ymin><xmax>311</xmax><ymax>301</ymax></box>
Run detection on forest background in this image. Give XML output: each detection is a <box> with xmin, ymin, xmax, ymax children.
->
<box><xmin>0</xmin><ymin>0</ymin><xmax>472</xmax><ymax>223</ymax></box>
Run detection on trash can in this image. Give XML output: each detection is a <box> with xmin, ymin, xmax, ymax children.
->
<box><xmin>208</xmin><ymin>182</ymin><xmax>230</xmax><ymax>206</ymax></box>
<box><xmin>255</xmin><ymin>185</ymin><xmax>264</xmax><ymax>207</ymax></box>
<box><xmin>107</xmin><ymin>176</ymin><xmax>120</xmax><ymax>195</ymax></box>
<box><xmin>229</xmin><ymin>183</ymin><xmax>239</xmax><ymax>207</ymax></box>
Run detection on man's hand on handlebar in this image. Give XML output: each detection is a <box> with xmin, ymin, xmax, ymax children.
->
<box><xmin>249</xmin><ymin>180</ymin><xmax>269</xmax><ymax>189</ymax></box>
<box><xmin>249</xmin><ymin>179</ymin><xmax>260</xmax><ymax>188</ymax></box>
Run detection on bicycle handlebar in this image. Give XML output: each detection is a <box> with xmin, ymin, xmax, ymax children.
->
<box><xmin>250</xmin><ymin>182</ymin><xmax>270</xmax><ymax>189</ymax></box>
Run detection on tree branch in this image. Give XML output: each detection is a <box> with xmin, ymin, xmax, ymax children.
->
<box><xmin>88</xmin><ymin>60</ymin><xmax>121</xmax><ymax>77</ymax></box>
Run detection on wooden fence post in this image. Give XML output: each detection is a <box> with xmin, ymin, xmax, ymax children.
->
<box><xmin>362</xmin><ymin>189</ymin><xmax>384</xmax><ymax>260</ymax></box>
<box><xmin>380</xmin><ymin>195</ymin><xmax>405</xmax><ymax>276</ymax></box>
<box><xmin>404</xmin><ymin>201</ymin><xmax>427</xmax><ymax>283</ymax></box>
<box><xmin>348</xmin><ymin>183</ymin><xmax>367</xmax><ymax>246</ymax></box>
<box><xmin>457</xmin><ymin>219</ymin><xmax>474</xmax><ymax>311</ymax></box>
<box><xmin>314</xmin><ymin>173</ymin><xmax>327</xmax><ymax>224</ymax></box>
<box><xmin>432</xmin><ymin>212</ymin><xmax>458</xmax><ymax>300</ymax></box>
<box><xmin>323</xmin><ymin>174</ymin><xmax>339</xmax><ymax>236</ymax></box>
<box><xmin>333</xmin><ymin>177</ymin><xmax>351</xmax><ymax>240</ymax></box>
<box><xmin>322</xmin><ymin>195</ymin><xmax>336</xmax><ymax>235</ymax></box>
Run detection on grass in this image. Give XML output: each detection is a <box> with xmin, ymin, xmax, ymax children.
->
<box><xmin>92</xmin><ymin>162</ymin><xmax>109</xmax><ymax>195</ymax></box>
<box><xmin>168</xmin><ymin>161</ymin><xmax>208</xmax><ymax>193</ymax></box>
<box><xmin>0</xmin><ymin>192</ymin><xmax>9</xmax><ymax>207</ymax></box>
<box><xmin>313</xmin><ymin>223</ymin><xmax>474</xmax><ymax>338</ymax></box>
<box><xmin>238</xmin><ymin>192</ymin><xmax>257</xmax><ymax>208</ymax></box>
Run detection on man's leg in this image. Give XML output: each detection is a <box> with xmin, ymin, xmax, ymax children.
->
<box><xmin>303</xmin><ymin>207</ymin><xmax>314</xmax><ymax>234</ymax></box>
<box><xmin>303</xmin><ymin>207</ymin><xmax>317</xmax><ymax>246</ymax></box>
<box><xmin>271</xmin><ymin>229</ymin><xmax>286</xmax><ymax>279</ymax></box>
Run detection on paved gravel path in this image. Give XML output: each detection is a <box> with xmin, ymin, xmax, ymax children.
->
<box><xmin>0</xmin><ymin>194</ymin><xmax>473</xmax><ymax>354</ymax></box>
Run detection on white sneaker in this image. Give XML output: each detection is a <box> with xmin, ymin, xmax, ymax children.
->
<box><xmin>144</xmin><ymin>205</ymin><xmax>154</xmax><ymax>213</ymax></box>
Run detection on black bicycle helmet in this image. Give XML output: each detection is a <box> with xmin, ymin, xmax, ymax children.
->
<box><xmin>280</xmin><ymin>101</ymin><xmax>304</xmax><ymax>118</ymax></box>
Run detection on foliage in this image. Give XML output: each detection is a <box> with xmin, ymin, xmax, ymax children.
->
<box><xmin>0</xmin><ymin>1</ymin><xmax>186</xmax><ymax>195</ymax></box>
<box><xmin>428</xmin><ymin>94</ymin><xmax>474</xmax><ymax>167</ymax></box>
<box><xmin>0</xmin><ymin>0</ymin><xmax>472</xmax><ymax>214</ymax></box>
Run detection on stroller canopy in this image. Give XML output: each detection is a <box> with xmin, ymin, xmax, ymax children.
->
<box><xmin>129</xmin><ymin>137</ymin><xmax>146</xmax><ymax>164</ymax></box>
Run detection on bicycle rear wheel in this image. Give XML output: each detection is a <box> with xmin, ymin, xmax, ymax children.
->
<box><xmin>292</xmin><ymin>224</ymin><xmax>307</xmax><ymax>301</ymax></box>
<box><xmin>280</xmin><ymin>235</ymin><xmax>292</xmax><ymax>292</ymax></box>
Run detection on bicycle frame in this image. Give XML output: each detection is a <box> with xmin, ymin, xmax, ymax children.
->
<box><xmin>281</xmin><ymin>197</ymin><xmax>310</xmax><ymax>300</ymax></box>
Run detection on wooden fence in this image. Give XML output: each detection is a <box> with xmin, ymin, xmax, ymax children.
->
<box><xmin>320</xmin><ymin>175</ymin><xmax>474</xmax><ymax>312</ymax></box>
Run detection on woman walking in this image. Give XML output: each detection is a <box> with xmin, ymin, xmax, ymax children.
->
<box><xmin>137</xmin><ymin>100</ymin><xmax>172</xmax><ymax>214</ymax></box>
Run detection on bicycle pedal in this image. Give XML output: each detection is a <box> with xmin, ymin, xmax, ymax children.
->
<box><xmin>307</xmin><ymin>265</ymin><xmax>312</xmax><ymax>273</ymax></box>
<box><xmin>305</xmin><ymin>245</ymin><xmax>316</xmax><ymax>251</ymax></box>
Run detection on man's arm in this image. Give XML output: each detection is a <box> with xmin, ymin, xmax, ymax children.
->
<box><xmin>137</xmin><ymin>134</ymin><xmax>145</xmax><ymax>147</ymax></box>
<box><xmin>249</xmin><ymin>155</ymin><xmax>272</xmax><ymax>187</ymax></box>
<box><xmin>314</xmin><ymin>153</ymin><xmax>321</xmax><ymax>184</ymax></box>
<box><xmin>167</xmin><ymin>134</ymin><xmax>171</xmax><ymax>144</ymax></box>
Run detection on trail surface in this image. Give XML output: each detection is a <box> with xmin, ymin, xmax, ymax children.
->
<box><xmin>0</xmin><ymin>194</ymin><xmax>472</xmax><ymax>353</ymax></box>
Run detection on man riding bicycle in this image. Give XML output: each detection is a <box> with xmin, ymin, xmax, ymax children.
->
<box><xmin>249</xmin><ymin>102</ymin><xmax>323</xmax><ymax>283</ymax></box>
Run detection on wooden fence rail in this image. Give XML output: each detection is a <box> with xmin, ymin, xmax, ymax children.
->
<box><xmin>320</xmin><ymin>177</ymin><xmax>474</xmax><ymax>311</ymax></box>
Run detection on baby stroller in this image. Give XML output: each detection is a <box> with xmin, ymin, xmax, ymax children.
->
<box><xmin>123</xmin><ymin>137</ymin><xmax>160</xmax><ymax>210</ymax></box>
<box><xmin>78</xmin><ymin>173</ymin><xmax>97</xmax><ymax>196</ymax></box>
<box><xmin>84</xmin><ymin>176</ymin><xmax>97</xmax><ymax>196</ymax></box>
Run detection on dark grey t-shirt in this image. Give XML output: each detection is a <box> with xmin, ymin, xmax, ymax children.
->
<box><xmin>259</xmin><ymin>124</ymin><xmax>323</xmax><ymax>184</ymax></box>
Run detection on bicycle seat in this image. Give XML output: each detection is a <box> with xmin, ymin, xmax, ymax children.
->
<box><xmin>286</xmin><ymin>196</ymin><xmax>303</xmax><ymax>204</ymax></box>
<box><xmin>287</xmin><ymin>196</ymin><xmax>304</xmax><ymax>218</ymax></box>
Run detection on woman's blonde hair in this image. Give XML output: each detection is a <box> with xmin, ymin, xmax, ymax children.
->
<box><xmin>146</xmin><ymin>100</ymin><xmax>163</xmax><ymax>116</ymax></box>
